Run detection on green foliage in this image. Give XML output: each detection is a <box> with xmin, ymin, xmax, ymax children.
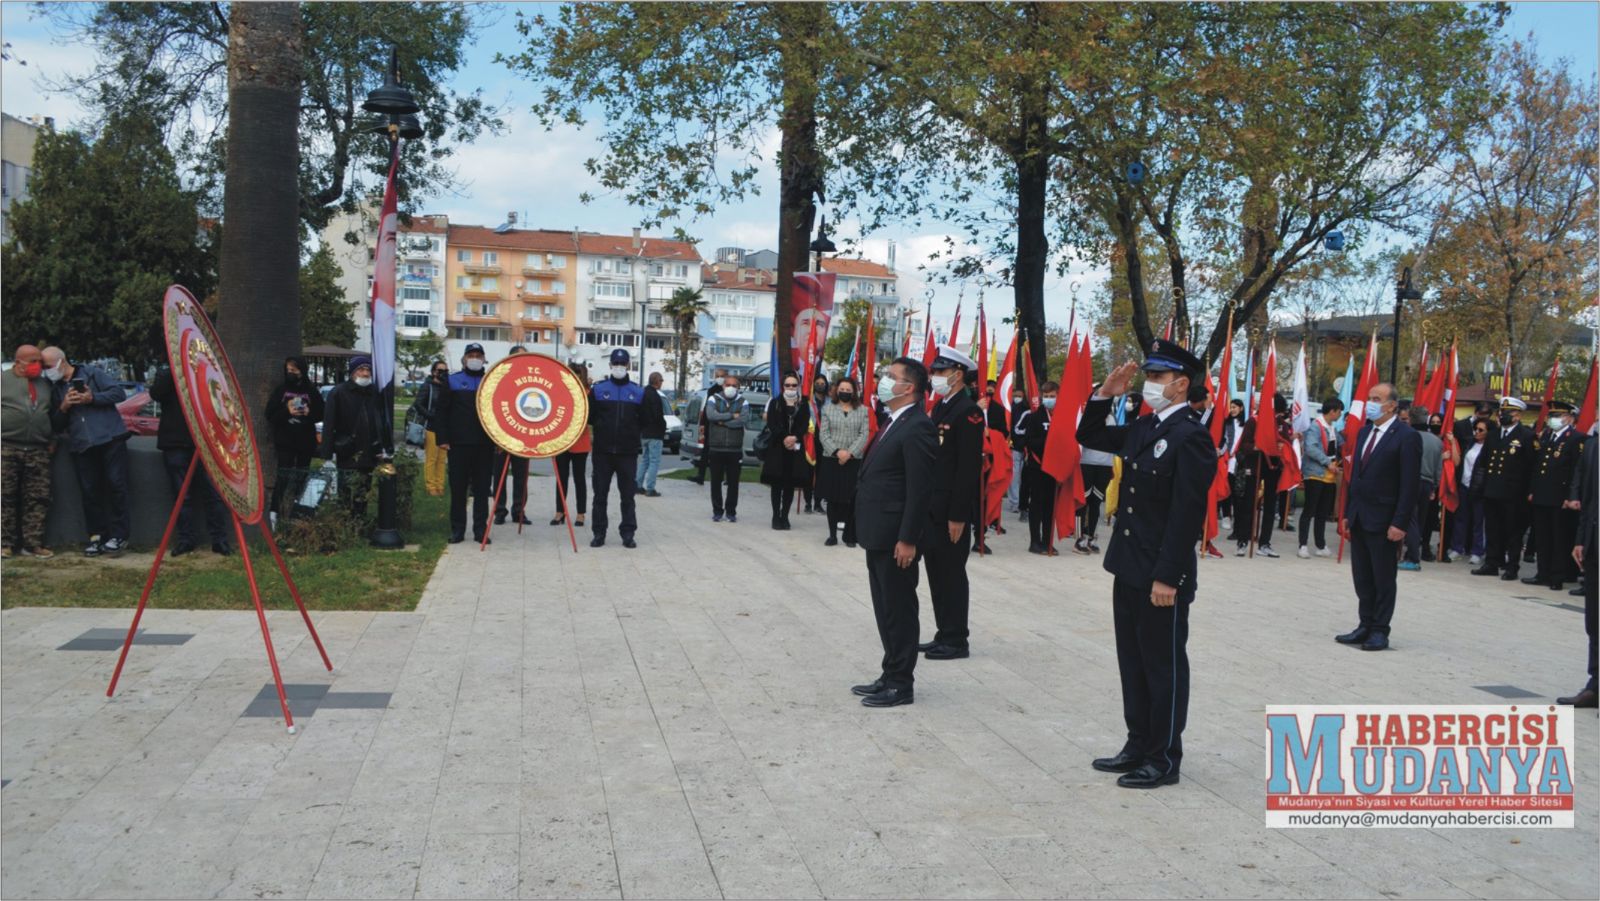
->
<box><xmin>1</xmin><ymin>111</ymin><xmax>215</xmax><ymax>369</ymax></box>
<box><xmin>398</xmin><ymin>332</ymin><xmax>446</xmax><ymax>378</ymax></box>
<box><xmin>298</xmin><ymin>245</ymin><xmax>358</xmax><ymax>348</ymax></box>
<box><xmin>44</xmin><ymin>2</ymin><xmax>504</xmax><ymax>235</ymax></box>
<box><xmin>823</xmin><ymin>297</ymin><xmax>874</xmax><ymax>365</ymax></box>
<box><xmin>661</xmin><ymin>285</ymin><xmax>708</xmax><ymax>392</ymax></box>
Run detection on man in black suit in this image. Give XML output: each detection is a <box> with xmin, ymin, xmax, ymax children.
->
<box><xmin>917</xmin><ymin>346</ymin><xmax>986</xmax><ymax>661</ymax></box>
<box><xmin>852</xmin><ymin>357</ymin><xmax>939</xmax><ymax>708</ymax></box>
<box><xmin>1336</xmin><ymin>382</ymin><xmax>1422</xmax><ymax>652</ymax></box>
<box><xmin>1077</xmin><ymin>339</ymin><xmax>1215</xmax><ymax>790</ymax></box>
<box><xmin>1557</xmin><ymin>429</ymin><xmax>1597</xmax><ymax>708</ymax></box>
<box><xmin>1474</xmin><ymin>396</ymin><xmax>1537</xmax><ymax>580</ymax></box>
<box><xmin>1524</xmin><ymin>399</ymin><xmax>1581</xmax><ymax>591</ymax></box>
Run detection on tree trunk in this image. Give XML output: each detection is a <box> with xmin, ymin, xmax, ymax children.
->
<box><xmin>677</xmin><ymin>323</ymin><xmax>690</xmax><ymax>396</ymax></box>
<box><xmin>1013</xmin><ymin>109</ymin><xmax>1050</xmax><ymax>380</ymax></box>
<box><xmin>772</xmin><ymin>5</ymin><xmax>825</xmax><ymax>379</ymax></box>
<box><xmin>216</xmin><ymin>2</ymin><xmax>303</xmax><ymax>490</ymax></box>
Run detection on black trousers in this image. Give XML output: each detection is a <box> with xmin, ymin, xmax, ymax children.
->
<box><xmin>1080</xmin><ymin>464</ymin><xmax>1113</xmax><ymax>538</ymax></box>
<box><xmin>447</xmin><ymin>444</ymin><xmax>495</xmax><ymax>538</ymax></box>
<box><xmin>770</xmin><ymin>485</ymin><xmax>795</xmax><ymax>519</ymax></box>
<box><xmin>555</xmin><ymin>452</ymin><xmax>588</xmax><ymax>515</ymax></box>
<box><xmin>1111</xmin><ymin>578</ymin><xmax>1190</xmax><ymax>776</ymax></box>
<box><xmin>163</xmin><ymin>448</ymin><xmax>230</xmax><ymax>547</ymax></box>
<box><xmin>1255</xmin><ymin>464</ymin><xmax>1282</xmax><ymax>546</ymax></box>
<box><xmin>1350</xmin><ymin>527</ymin><xmax>1400</xmax><ymax>636</ymax></box>
<box><xmin>1531</xmin><ymin>505</ymin><xmax>1579</xmax><ymax>585</ymax></box>
<box><xmin>1583</xmin><ymin>542</ymin><xmax>1597</xmax><ymax>693</ymax></box>
<box><xmin>1298</xmin><ymin>479</ymin><xmax>1337</xmax><ymax>550</ymax></box>
<box><xmin>591</xmin><ymin>452</ymin><xmax>638</xmax><ymax>539</ymax></box>
<box><xmin>827</xmin><ymin>500</ymin><xmax>856</xmax><ymax>543</ymax></box>
<box><xmin>271</xmin><ymin>449</ymin><xmax>314</xmax><ymax>518</ymax></box>
<box><xmin>708</xmin><ymin>451</ymin><xmax>741</xmax><ymax>516</ymax></box>
<box><xmin>1025</xmin><ymin>465</ymin><xmax>1056</xmax><ymax>547</ymax></box>
<box><xmin>866</xmin><ymin>546</ymin><xmax>922</xmax><ymax>690</ymax></box>
<box><xmin>923</xmin><ymin>523</ymin><xmax>972</xmax><ymax>647</ymax></box>
<box><xmin>1483</xmin><ymin>497</ymin><xmax>1528</xmax><ymax>573</ymax></box>
<box><xmin>494</xmin><ymin>452</ymin><xmax>530</xmax><ymax>520</ymax></box>
<box><xmin>1404</xmin><ymin>479</ymin><xmax>1435</xmax><ymax>564</ymax></box>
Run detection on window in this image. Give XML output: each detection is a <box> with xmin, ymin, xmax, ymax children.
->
<box><xmin>525</xmin><ymin>279</ymin><xmax>542</xmax><ymax>294</ymax></box>
<box><xmin>525</xmin><ymin>253</ymin><xmax>541</xmax><ymax>268</ymax></box>
<box><xmin>478</xmin><ymin>303</ymin><xmax>497</xmax><ymax>316</ymax></box>
<box><xmin>551</xmin><ymin>256</ymin><xmax>566</xmax><ymax>269</ymax></box>
<box><xmin>594</xmin><ymin>282</ymin><xmax>633</xmax><ymax>299</ymax></box>
<box><xmin>479</xmin><ymin>277</ymin><xmax>499</xmax><ymax>292</ymax></box>
<box><xmin>402</xmin><ymin>312</ymin><xmax>430</xmax><ymax>329</ymax></box>
<box><xmin>616</xmin><ymin>259</ymin><xmax>631</xmax><ymax>274</ymax></box>
<box><xmin>551</xmin><ymin>281</ymin><xmax>565</xmax><ymax>295</ymax></box>
<box><xmin>455</xmin><ymin>302</ymin><xmax>498</xmax><ymax>317</ymax></box>
<box><xmin>400</xmin><ymin>287</ymin><xmax>431</xmax><ymax>302</ymax></box>
<box><xmin>719</xmin><ymin>314</ymin><xmax>755</xmax><ymax>334</ymax></box>
<box><xmin>483</xmin><ymin>252</ymin><xmax>498</xmax><ymax>265</ymax></box>
<box><xmin>456</xmin><ymin>249</ymin><xmax>470</xmax><ymax>262</ymax></box>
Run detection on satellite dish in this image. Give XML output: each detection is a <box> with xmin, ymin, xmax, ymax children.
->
<box><xmin>515</xmin><ymin>280</ymin><xmax>524</xmax><ymax>289</ymax></box>
<box><xmin>1125</xmin><ymin>161</ymin><xmax>1147</xmax><ymax>184</ymax></box>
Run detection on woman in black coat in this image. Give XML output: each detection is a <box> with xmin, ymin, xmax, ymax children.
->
<box><xmin>263</xmin><ymin>355</ymin><xmax>324</xmax><ymax>518</ymax></box>
<box><xmin>760</xmin><ymin>371</ymin><xmax>813</xmax><ymax>530</ymax></box>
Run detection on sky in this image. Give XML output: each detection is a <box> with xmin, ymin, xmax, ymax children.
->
<box><xmin>4</xmin><ymin>1</ymin><xmax>1596</xmax><ymax>341</ymax></box>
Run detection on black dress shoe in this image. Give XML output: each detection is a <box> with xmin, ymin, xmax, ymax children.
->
<box><xmin>1500</xmin><ymin>569</ymin><xmax>1520</xmax><ymax>581</ymax></box>
<box><xmin>924</xmin><ymin>643</ymin><xmax>970</xmax><ymax>660</ymax></box>
<box><xmin>1521</xmin><ymin>575</ymin><xmax>1544</xmax><ymax>585</ymax></box>
<box><xmin>589</xmin><ymin>536</ymin><xmax>605</xmax><ymax>548</ymax></box>
<box><xmin>1117</xmin><ymin>764</ymin><xmax>1179</xmax><ymax>789</ymax></box>
<box><xmin>475</xmin><ymin>535</ymin><xmax>491</xmax><ymax>546</ymax></box>
<box><xmin>825</xmin><ymin>535</ymin><xmax>838</xmax><ymax>546</ymax></box>
<box><xmin>622</xmin><ymin>537</ymin><xmax>637</xmax><ymax>549</ymax></box>
<box><xmin>1549</xmin><ymin>582</ymin><xmax>1565</xmax><ymax>591</ymax></box>
<box><xmin>844</xmin><ymin>540</ymin><xmax>857</xmax><ymax>548</ymax></box>
<box><xmin>917</xmin><ymin>640</ymin><xmax>937</xmax><ymax>652</ymax></box>
<box><xmin>1334</xmin><ymin>627</ymin><xmax>1370</xmax><ymax>645</ymax></box>
<box><xmin>1571</xmin><ymin>586</ymin><xmax>1586</xmax><ymax>596</ymax></box>
<box><xmin>1556</xmin><ymin>688</ymin><xmax>1598</xmax><ymax>708</ymax></box>
<box><xmin>851</xmin><ymin>680</ymin><xmax>885</xmax><ymax>697</ymax></box>
<box><xmin>1471</xmin><ymin>565</ymin><xmax>1499</xmax><ymax>576</ymax></box>
<box><xmin>1360</xmin><ymin>633</ymin><xmax>1390</xmax><ymax>651</ymax></box>
<box><xmin>171</xmin><ymin>542</ymin><xmax>196</xmax><ymax>557</ymax></box>
<box><xmin>494</xmin><ymin>512</ymin><xmax>507</xmax><ymax>525</ymax></box>
<box><xmin>448</xmin><ymin>533</ymin><xmax>465</xmax><ymax>544</ymax></box>
<box><xmin>1091</xmin><ymin>750</ymin><xmax>1143</xmax><ymax>773</ymax></box>
<box><xmin>212</xmin><ymin>542</ymin><xmax>232</xmax><ymax>556</ymax></box>
<box><xmin>549</xmin><ymin>515</ymin><xmax>565</xmax><ymax>526</ymax></box>
<box><xmin>860</xmin><ymin>687</ymin><xmax>913</xmax><ymax>708</ymax></box>
<box><xmin>688</xmin><ymin>477</ymin><xmax>705</xmax><ymax>485</ymax></box>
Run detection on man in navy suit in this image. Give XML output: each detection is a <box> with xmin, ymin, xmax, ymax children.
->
<box><xmin>1337</xmin><ymin>382</ymin><xmax>1422</xmax><ymax>651</ymax></box>
<box><xmin>1077</xmin><ymin>339</ymin><xmax>1215</xmax><ymax>789</ymax></box>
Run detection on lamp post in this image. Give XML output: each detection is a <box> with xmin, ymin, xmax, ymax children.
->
<box><xmin>1391</xmin><ymin>266</ymin><xmax>1423</xmax><ymax>387</ymax></box>
<box><xmin>364</xmin><ymin>47</ymin><xmax>421</xmax><ymax>550</ymax></box>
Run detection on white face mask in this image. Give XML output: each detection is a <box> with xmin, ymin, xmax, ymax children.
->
<box><xmin>930</xmin><ymin>374</ymin><xmax>951</xmax><ymax>396</ymax></box>
<box><xmin>1548</xmin><ymin>416</ymin><xmax>1567</xmax><ymax>431</ymax></box>
<box><xmin>1042</xmin><ymin>396</ymin><xmax>1057</xmax><ymax>410</ymax></box>
<box><xmin>354</xmin><ymin>376</ymin><xmax>373</xmax><ymax>388</ymax></box>
<box><xmin>42</xmin><ymin>363</ymin><xmax>64</xmax><ymax>382</ymax></box>
<box><xmin>464</xmin><ymin>358</ymin><xmax>485</xmax><ymax>372</ymax></box>
<box><xmin>1142</xmin><ymin>379</ymin><xmax>1173</xmax><ymax>412</ymax></box>
<box><xmin>723</xmin><ymin>386</ymin><xmax>738</xmax><ymax>399</ymax></box>
<box><xmin>783</xmin><ymin>388</ymin><xmax>799</xmax><ymax>401</ymax></box>
<box><xmin>876</xmin><ymin>374</ymin><xmax>900</xmax><ymax>404</ymax></box>
<box><xmin>610</xmin><ymin>366</ymin><xmax>628</xmax><ymax>379</ymax></box>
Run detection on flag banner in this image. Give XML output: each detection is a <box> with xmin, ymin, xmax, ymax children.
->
<box><xmin>1413</xmin><ymin>339</ymin><xmax>1429</xmax><ymax>404</ymax></box>
<box><xmin>1337</xmin><ymin>355</ymin><xmax>1355</xmax><ymax>418</ymax></box>
<box><xmin>370</xmin><ymin>146</ymin><xmax>400</xmax><ymax>395</ymax></box>
<box><xmin>983</xmin><ymin>428</ymin><xmax>1012</xmax><ymax>530</ymax></box>
<box><xmin>1577</xmin><ymin>357</ymin><xmax>1598</xmax><ymax>435</ymax></box>
<box><xmin>973</xmin><ymin>305</ymin><xmax>988</xmax><ymax>400</ymax></box>
<box><xmin>1291</xmin><ymin>342</ymin><xmax>1312</xmax><ymax>435</ymax></box>
<box><xmin>1044</xmin><ymin>334</ymin><xmax>1090</xmax><ymax>540</ymax></box>
<box><xmin>1543</xmin><ymin>354</ymin><xmax>1561</xmax><ymax>409</ymax></box>
<box><xmin>997</xmin><ymin>331</ymin><xmax>1019</xmax><ymax>432</ymax></box>
<box><xmin>845</xmin><ymin>325</ymin><xmax>860</xmax><ymax>384</ymax></box>
<box><xmin>801</xmin><ymin>316</ymin><xmax>820</xmax><ymax>466</ymax></box>
<box><xmin>1344</xmin><ymin>332</ymin><xmax>1380</xmax><ymax>458</ymax></box>
<box><xmin>790</xmin><ymin>272</ymin><xmax>837</xmax><ymax>374</ymax></box>
<box><xmin>1255</xmin><ymin>344</ymin><xmax>1279</xmax><ymax>461</ymax></box>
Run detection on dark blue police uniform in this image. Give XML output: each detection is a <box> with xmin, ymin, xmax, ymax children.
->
<box><xmin>1076</xmin><ymin>340</ymin><xmax>1215</xmax><ymax>789</ymax></box>
<box><xmin>588</xmin><ymin>349</ymin><xmax>645</xmax><ymax>547</ymax></box>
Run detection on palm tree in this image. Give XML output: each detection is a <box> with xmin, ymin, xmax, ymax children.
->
<box><xmin>661</xmin><ymin>286</ymin><xmax>709</xmax><ymax>400</ymax></box>
<box><xmin>215</xmin><ymin>3</ymin><xmax>303</xmax><ymax>480</ymax></box>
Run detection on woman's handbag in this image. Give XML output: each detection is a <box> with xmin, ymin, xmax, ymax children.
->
<box><xmin>404</xmin><ymin>407</ymin><xmax>426</xmax><ymax>447</ymax></box>
<box><xmin>752</xmin><ymin>425</ymin><xmax>773</xmax><ymax>456</ymax></box>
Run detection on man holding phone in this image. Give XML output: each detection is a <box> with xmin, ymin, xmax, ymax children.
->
<box><xmin>41</xmin><ymin>346</ymin><xmax>130</xmax><ymax>557</ymax></box>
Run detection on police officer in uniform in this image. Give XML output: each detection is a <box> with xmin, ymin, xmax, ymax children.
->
<box><xmin>1077</xmin><ymin>339</ymin><xmax>1214</xmax><ymax>789</ymax></box>
<box><xmin>1473</xmin><ymin>397</ymin><xmax>1537</xmax><ymax>580</ymax></box>
<box><xmin>1524</xmin><ymin>399</ymin><xmax>1581</xmax><ymax>590</ymax></box>
<box><xmin>916</xmin><ymin>346</ymin><xmax>986</xmax><ymax>661</ymax></box>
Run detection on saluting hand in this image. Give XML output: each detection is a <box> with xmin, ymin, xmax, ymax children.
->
<box><xmin>1151</xmin><ymin>580</ymin><xmax>1176</xmax><ymax>607</ymax></box>
<box><xmin>1100</xmin><ymin>361</ymin><xmax>1140</xmax><ymax>398</ymax></box>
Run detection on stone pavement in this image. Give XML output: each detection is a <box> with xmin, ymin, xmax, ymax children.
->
<box><xmin>2</xmin><ymin>476</ymin><xmax>1597</xmax><ymax>900</ymax></box>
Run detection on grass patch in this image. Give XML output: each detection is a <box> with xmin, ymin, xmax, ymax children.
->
<box><xmin>0</xmin><ymin>471</ymin><xmax>450</xmax><ymax>613</ymax></box>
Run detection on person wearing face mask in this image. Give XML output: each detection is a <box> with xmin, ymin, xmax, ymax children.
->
<box><xmin>149</xmin><ymin>365</ymin><xmax>233</xmax><ymax>555</ymax></box>
<box><xmin>1075</xmin><ymin>382</ymin><xmax>1117</xmax><ymax>556</ymax></box>
<box><xmin>321</xmin><ymin>356</ymin><xmax>391</xmax><ymax>519</ymax></box>
<box><xmin>797</xmin><ymin>371</ymin><xmax>831</xmax><ymax>514</ymax></box>
<box><xmin>817</xmin><ymin>376</ymin><xmax>869</xmax><ymax>545</ymax></box>
<box><xmin>1218</xmin><ymin>398</ymin><xmax>1245</xmax><ymax>532</ymax></box>
<box><xmin>1076</xmin><ymin>339</ymin><xmax>1213</xmax><ymax>789</ymax></box>
<box><xmin>1</xmin><ymin>345</ymin><xmax>55</xmax><ymax>558</ymax></box>
<box><xmin>493</xmin><ymin>346</ymin><xmax>534</xmax><ymax>527</ymax></box>
<box><xmin>412</xmin><ymin>360</ymin><xmax>450</xmax><ymax>497</ymax></box>
<box><xmin>1473</xmin><ymin>396</ymin><xmax>1537</xmax><ymax>580</ymax></box>
<box><xmin>587</xmin><ymin>348</ymin><xmax>645</xmax><ymax>548</ymax></box>
<box><xmin>916</xmin><ymin>346</ymin><xmax>985</xmax><ymax>661</ymax></box>
<box><xmin>851</xmin><ymin>357</ymin><xmax>938</xmax><ymax>708</ymax></box>
<box><xmin>1006</xmin><ymin>388</ymin><xmax>1028</xmax><ymax>515</ymax></box>
<box><xmin>42</xmin><ymin>345</ymin><xmax>129</xmax><ymax>557</ymax></box>
<box><xmin>1017</xmin><ymin>381</ymin><xmax>1060</xmax><ymax>554</ymax></box>
<box><xmin>1452</xmin><ymin>416</ymin><xmax>1491</xmax><ymax>565</ymax></box>
<box><xmin>430</xmin><ymin>343</ymin><xmax>495</xmax><ymax>544</ymax></box>
<box><xmin>760</xmin><ymin>372</ymin><xmax>813</xmax><ymax>530</ymax></box>
<box><xmin>635</xmin><ymin>372</ymin><xmax>668</xmax><ymax>499</ymax></box>
<box><xmin>1296</xmin><ymin>399</ymin><xmax>1343</xmax><ymax>558</ymax></box>
<box><xmin>703</xmin><ymin>374</ymin><xmax>748</xmax><ymax>522</ymax></box>
<box><xmin>264</xmin><ymin>355</ymin><xmax>325</xmax><ymax>518</ymax></box>
<box><xmin>1556</xmin><ymin>427</ymin><xmax>1598</xmax><ymax>708</ymax></box>
<box><xmin>1525</xmin><ymin>399</ymin><xmax>1581</xmax><ymax>591</ymax></box>
<box><xmin>1400</xmin><ymin>405</ymin><xmax>1443</xmax><ymax>570</ymax></box>
<box><xmin>1336</xmin><ymin>382</ymin><xmax>1422</xmax><ymax>652</ymax></box>
<box><xmin>552</xmin><ymin>363</ymin><xmax>592</xmax><ymax>529</ymax></box>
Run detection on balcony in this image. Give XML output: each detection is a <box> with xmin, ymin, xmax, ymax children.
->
<box><xmin>589</xmin><ymin>294</ymin><xmax>633</xmax><ymax>310</ymax></box>
<box><xmin>587</xmin><ymin>312</ymin><xmax>634</xmax><ymax>329</ymax></box>
<box><xmin>463</xmin><ymin>262</ymin><xmax>501</xmax><ymax>275</ymax></box>
<box><xmin>522</xmin><ymin>264</ymin><xmax>564</xmax><ymax>277</ymax></box>
<box><xmin>461</xmin><ymin>288</ymin><xmax>501</xmax><ymax>300</ymax></box>
<box><xmin>400</xmin><ymin>246</ymin><xmax>433</xmax><ymax>261</ymax></box>
<box><xmin>520</xmin><ymin>306</ymin><xmax>565</xmax><ymax>322</ymax></box>
<box><xmin>518</xmin><ymin>287</ymin><xmax>563</xmax><ymax>300</ymax></box>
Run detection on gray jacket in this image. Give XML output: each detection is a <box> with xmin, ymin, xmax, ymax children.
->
<box><xmin>704</xmin><ymin>392</ymin><xmax>747</xmax><ymax>452</ymax></box>
<box><xmin>1418</xmin><ymin>430</ymin><xmax>1443</xmax><ymax>484</ymax></box>
<box><xmin>48</xmin><ymin>362</ymin><xmax>128</xmax><ymax>453</ymax></box>
<box><xmin>818</xmin><ymin>402</ymin><xmax>870</xmax><ymax>458</ymax></box>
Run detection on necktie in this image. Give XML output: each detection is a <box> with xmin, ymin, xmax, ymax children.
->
<box><xmin>1361</xmin><ymin>426</ymin><xmax>1380</xmax><ymax>465</ymax></box>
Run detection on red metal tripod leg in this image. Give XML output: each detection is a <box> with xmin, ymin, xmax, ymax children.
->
<box><xmin>552</xmin><ymin>457</ymin><xmax>578</xmax><ymax>552</ymax></box>
<box><xmin>482</xmin><ymin>454</ymin><xmax>511</xmax><ymax>551</ymax></box>
<box><xmin>232</xmin><ymin>513</ymin><xmax>295</xmax><ymax>732</ymax></box>
<box><xmin>256</xmin><ymin>519</ymin><xmax>333</xmax><ymax>672</ymax></box>
<box><xmin>107</xmin><ymin>454</ymin><xmax>198</xmax><ymax>697</ymax></box>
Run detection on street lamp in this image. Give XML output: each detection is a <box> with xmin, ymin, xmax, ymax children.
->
<box><xmin>364</xmin><ymin>46</ymin><xmax>421</xmax><ymax>551</ymax></box>
<box><xmin>809</xmin><ymin>215</ymin><xmax>837</xmax><ymax>273</ymax></box>
<box><xmin>1391</xmin><ymin>266</ymin><xmax>1423</xmax><ymax>387</ymax></box>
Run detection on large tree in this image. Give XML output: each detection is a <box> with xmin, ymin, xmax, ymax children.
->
<box><xmin>500</xmin><ymin>2</ymin><xmax>867</xmax><ymax>369</ymax></box>
<box><xmin>1417</xmin><ymin>41</ymin><xmax>1599</xmax><ymax>384</ymax></box>
<box><xmin>1</xmin><ymin>111</ymin><xmax>215</xmax><ymax>370</ymax></box>
<box><xmin>44</xmin><ymin>1</ymin><xmax>503</xmax><ymax>234</ymax></box>
<box><xmin>215</xmin><ymin>2</ymin><xmax>302</xmax><ymax>482</ymax></box>
<box><xmin>298</xmin><ymin>244</ymin><xmax>358</xmax><ymax>348</ymax></box>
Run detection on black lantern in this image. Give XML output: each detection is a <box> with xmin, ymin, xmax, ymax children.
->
<box><xmin>362</xmin><ymin>48</ymin><xmax>420</xmax><ymax>116</ymax></box>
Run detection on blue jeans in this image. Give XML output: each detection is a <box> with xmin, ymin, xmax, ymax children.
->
<box><xmin>636</xmin><ymin>438</ymin><xmax>663</xmax><ymax>491</ymax></box>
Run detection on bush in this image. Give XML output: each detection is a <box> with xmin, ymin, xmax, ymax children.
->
<box><xmin>272</xmin><ymin>451</ymin><xmax>421</xmax><ymax>555</ymax></box>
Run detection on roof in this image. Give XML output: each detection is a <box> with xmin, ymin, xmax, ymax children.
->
<box><xmin>819</xmin><ymin>256</ymin><xmax>895</xmax><ymax>278</ymax></box>
<box><xmin>400</xmin><ymin>217</ymin><xmax>447</xmax><ymax>235</ymax></box>
<box><xmin>445</xmin><ymin>226</ymin><xmax>577</xmax><ymax>253</ymax></box>
<box><xmin>701</xmin><ymin>265</ymin><xmax>776</xmax><ymax>292</ymax></box>
<box><xmin>575</xmin><ymin>233</ymin><xmax>700</xmax><ymax>261</ymax></box>
<box><xmin>1276</xmin><ymin>315</ymin><xmax>1394</xmax><ymax>341</ymax></box>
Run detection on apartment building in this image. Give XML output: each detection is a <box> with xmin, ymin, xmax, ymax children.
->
<box><xmin>569</xmin><ymin>230</ymin><xmax>702</xmax><ymax>387</ymax></box>
<box><xmin>1</xmin><ymin>113</ymin><xmax>48</xmax><ymax>247</ymax></box>
<box><xmin>699</xmin><ymin>263</ymin><xmax>776</xmax><ymax>384</ymax></box>
<box><xmin>320</xmin><ymin>207</ymin><xmax>451</xmax><ymax>354</ymax></box>
<box><xmin>818</xmin><ymin>255</ymin><xmax>914</xmax><ymax>355</ymax></box>
<box><xmin>442</xmin><ymin>223</ymin><xmax>576</xmax><ymax>361</ymax></box>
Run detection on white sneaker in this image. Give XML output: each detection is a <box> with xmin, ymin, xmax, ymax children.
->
<box><xmin>1469</xmin><ymin>554</ymin><xmax>1483</xmax><ymax>566</ymax></box>
<box><xmin>1235</xmin><ymin>543</ymin><xmax>1247</xmax><ymax>557</ymax></box>
<box><xmin>1316</xmin><ymin>547</ymin><xmax>1333</xmax><ymax>558</ymax></box>
<box><xmin>1258</xmin><ymin>545</ymin><xmax>1279</xmax><ymax>558</ymax></box>
<box><xmin>1221</xmin><ymin>517</ymin><xmax>1233</xmax><ymax>532</ymax></box>
<box><xmin>1297</xmin><ymin>546</ymin><xmax>1311</xmax><ymax>559</ymax></box>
